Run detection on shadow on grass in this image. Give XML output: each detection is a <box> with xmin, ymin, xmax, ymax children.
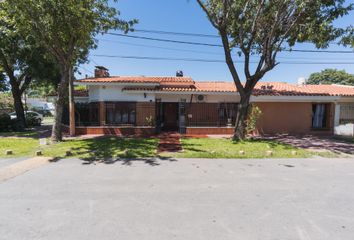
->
<box><xmin>233</xmin><ymin>138</ymin><xmax>295</xmax><ymax>150</ymax></box>
<box><xmin>51</xmin><ymin>136</ymin><xmax>177</xmax><ymax>166</ymax></box>
<box><xmin>0</xmin><ymin>130</ymin><xmax>39</xmax><ymax>139</ymax></box>
<box><xmin>177</xmin><ymin>140</ymin><xmax>208</xmax><ymax>153</ymax></box>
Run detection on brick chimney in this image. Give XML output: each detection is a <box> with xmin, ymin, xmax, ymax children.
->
<box><xmin>176</xmin><ymin>70</ymin><xmax>184</xmax><ymax>77</ymax></box>
<box><xmin>94</xmin><ymin>66</ymin><xmax>110</xmax><ymax>78</ymax></box>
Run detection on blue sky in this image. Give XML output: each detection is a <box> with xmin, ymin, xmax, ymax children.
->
<box><xmin>80</xmin><ymin>0</ymin><xmax>354</xmax><ymax>84</ymax></box>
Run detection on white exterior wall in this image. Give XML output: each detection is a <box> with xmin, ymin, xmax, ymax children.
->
<box><xmin>88</xmin><ymin>85</ymin><xmax>154</xmax><ymax>102</ymax></box>
<box><xmin>155</xmin><ymin>93</ymin><xmax>240</xmax><ymax>103</ymax></box>
<box><xmin>334</xmin><ymin>124</ymin><xmax>354</xmax><ymax>137</ymax></box>
<box><xmin>334</xmin><ymin>103</ymin><xmax>354</xmax><ymax>137</ymax></box>
<box><xmin>88</xmin><ymin>85</ymin><xmax>241</xmax><ymax>103</ymax></box>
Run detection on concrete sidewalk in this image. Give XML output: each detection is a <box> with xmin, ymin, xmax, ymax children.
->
<box><xmin>0</xmin><ymin>157</ymin><xmax>51</xmax><ymax>183</ymax></box>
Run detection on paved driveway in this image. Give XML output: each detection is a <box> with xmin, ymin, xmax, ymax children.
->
<box><xmin>1</xmin><ymin>157</ymin><xmax>354</xmax><ymax>240</ymax></box>
<box><xmin>263</xmin><ymin>135</ymin><xmax>354</xmax><ymax>155</ymax></box>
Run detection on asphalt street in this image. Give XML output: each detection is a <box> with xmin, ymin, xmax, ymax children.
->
<box><xmin>0</xmin><ymin>157</ymin><xmax>353</xmax><ymax>240</ymax></box>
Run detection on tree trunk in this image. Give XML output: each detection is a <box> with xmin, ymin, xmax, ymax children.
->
<box><xmin>51</xmin><ymin>67</ymin><xmax>69</xmax><ymax>142</ymax></box>
<box><xmin>68</xmin><ymin>67</ymin><xmax>75</xmax><ymax>136</ymax></box>
<box><xmin>10</xmin><ymin>79</ymin><xmax>26</xmax><ymax>130</ymax></box>
<box><xmin>233</xmin><ymin>94</ymin><xmax>251</xmax><ymax>141</ymax></box>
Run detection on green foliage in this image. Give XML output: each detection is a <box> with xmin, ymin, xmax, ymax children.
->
<box><xmin>0</xmin><ymin>113</ymin><xmax>11</xmax><ymax>131</ymax></box>
<box><xmin>0</xmin><ymin>71</ymin><xmax>8</xmax><ymax>92</ymax></box>
<box><xmin>307</xmin><ymin>69</ymin><xmax>354</xmax><ymax>86</ymax></box>
<box><xmin>199</xmin><ymin>0</ymin><xmax>353</xmax><ymax>51</ymax></box>
<box><xmin>145</xmin><ymin>115</ymin><xmax>154</xmax><ymax>126</ymax></box>
<box><xmin>341</xmin><ymin>26</ymin><xmax>354</xmax><ymax>48</ymax></box>
<box><xmin>4</xmin><ymin>0</ymin><xmax>136</xmax><ymax>140</ymax></box>
<box><xmin>0</xmin><ymin>92</ymin><xmax>13</xmax><ymax>110</ymax></box>
<box><xmin>74</xmin><ymin>85</ymin><xmax>87</xmax><ymax>91</ymax></box>
<box><xmin>196</xmin><ymin>0</ymin><xmax>353</xmax><ymax>140</ymax></box>
<box><xmin>27</xmin><ymin>84</ymin><xmax>57</xmax><ymax>99</ymax></box>
<box><xmin>246</xmin><ymin>105</ymin><xmax>262</xmax><ymax>134</ymax></box>
<box><xmin>7</xmin><ymin>0</ymin><xmax>136</xmax><ymax>68</ymax></box>
<box><xmin>25</xmin><ymin>114</ymin><xmax>41</xmax><ymax>127</ymax></box>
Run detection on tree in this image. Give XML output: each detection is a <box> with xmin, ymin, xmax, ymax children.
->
<box><xmin>341</xmin><ymin>26</ymin><xmax>354</xmax><ymax>48</ymax></box>
<box><xmin>0</xmin><ymin>12</ymin><xmax>35</xmax><ymax>129</ymax></box>
<box><xmin>0</xmin><ymin>69</ymin><xmax>8</xmax><ymax>92</ymax></box>
<box><xmin>0</xmin><ymin>3</ymin><xmax>60</xmax><ymax>130</ymax></box>
<box><xmin>9</xmin><ymin>0</ymin><xmax>135</xmax><ymax>141</ymax></box>
<box><xmin>307</xmin><ymin>69</ymin><xmax>354</xmax><ymax>86</ymax></box>
<box><xmin>196</xmin><ymin>0</ymin><xmax>353</xmax><ymax>140</ymax></box>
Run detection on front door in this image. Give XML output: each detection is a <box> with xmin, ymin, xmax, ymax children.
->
<box><xmin>163</xmin><ymin>103</ymin><xmax>179</xmax><ymax>131</ymax></box>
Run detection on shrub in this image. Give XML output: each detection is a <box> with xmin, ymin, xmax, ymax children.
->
<box><xmin>246</xmin><ymin>105</ymin><xmax>262</xmax><ymax>135</ymax></box>
<box><xmin>0</xmin><ymin>113</ymin><xmax>11</xmax><ymax>131</ymax></box>
<box><xmin>26</xmin><ymin>114</ymin><xmax>40</xmax><ymax>127</ymax></box>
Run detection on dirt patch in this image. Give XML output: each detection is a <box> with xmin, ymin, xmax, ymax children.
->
<box><xmin>0</xmin><ymin>157</ymin><xmax>51</xmax><ymax>183</ymax></box>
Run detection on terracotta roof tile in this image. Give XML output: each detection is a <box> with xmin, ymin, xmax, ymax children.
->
<box><xmin>78</xmin><ymin>76</ymin><xmax>194</xmax><ymax>83</ymax></box>
<box><xmin>77</xmin><ymin>76</ymin><xmax>354</xmax><ymax>97</ymax></box>
<box><xmin>122</xmin><ymin>81</ymin><xmax>354</xmax><ymax>97</ymax></box>
<box><xmin>48</xmin><ymin>90</ymin><xmax>88</xmax><ymax>97</ymax></box>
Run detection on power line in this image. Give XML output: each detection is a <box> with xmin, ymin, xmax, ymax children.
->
<box><xmin>89</xmin><ymin>58</ymin><xmax>100</xmax><ymax>66</ymax></box>
<box><xmin>97</xmin><ymin>38</ymin><xmax>224</xmax><ymax>55</ymax></box>
<box><xmin>92</xmin><ymin>54</ymin><xmax>354</xmax><ymax>64</ymax></box>
<box><xmin>106</xmin><ymin>33</ymin><xmax>354</xmax><ymax>54</ymax></box>
<box><xmin>97</xmin><ymin>38</ymin><xmax>354</xmax><ymax>60</ymax></box>
<box><xmin>79</xmin><ymin>66</ymin><xmax>94</xmax><ymax>75</ymax></box>
<box><xmin>134</xmin><ymin>29</ymin><xmax>339</xmax><ymax>45</ymax></box>
<box><xmin>106</xmin><ymin>33</ymin><xmax>222</xmax><ymax>47</ymax></box>
<box><xmin>134</xmin><ymin>29</ymin><xmax>219</xmax><ymax>38</ymax></box>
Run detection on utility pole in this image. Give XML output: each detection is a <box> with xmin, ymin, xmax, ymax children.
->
<box><xmin>68</xmin><ymin>67</ymin><xmax>75</xmax><ymax>136</ymax></box>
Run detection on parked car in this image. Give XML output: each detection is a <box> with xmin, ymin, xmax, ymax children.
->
<box><xmin>9</xmin><ymin>111</ymin><xmax>43</xmax><ymax>126</ymax></box>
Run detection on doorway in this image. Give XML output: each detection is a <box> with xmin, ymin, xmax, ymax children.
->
<box><xmin>162</xmin><ymin>102</ymin><xmax>179</xmax><ymax>131</ymax></box>
<box><xmin>155</xmin><ymin>102</ymin><xmax>179</xmax><ymax>132</ymax></box>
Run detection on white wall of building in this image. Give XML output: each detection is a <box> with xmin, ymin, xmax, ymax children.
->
<box><xmin>155</xmin><ymin>93</ymin><xmax>240</xmax><ymax>103</ymax></box>
<box><xmin>88</xmin><ymin>85</ymin><xmax>241</xmax><ymax>103</ymax></box>
<box><xmin>334</xmin><ymin>124</ymin><xmax>354</xmax><ymax>137</ymax></box>
<box><xmin>334</xmin><ymin>103</ymin><xmax>354</xmax><ymax>137</ymax></box>
<box><xmin>88</xmin><ymin>85</ymin><xmax>155</xmax><ymax>102</ymax></box>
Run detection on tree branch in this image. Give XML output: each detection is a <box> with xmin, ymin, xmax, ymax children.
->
<box><xmin>196</xmin><ymin>0</ymin><xmax>219</xmax><ymax>29</ymax></box>
<box><xmin>20</xmin><ymin>75</ymin><xmax>32</xmax><ymax>94</ymax></box>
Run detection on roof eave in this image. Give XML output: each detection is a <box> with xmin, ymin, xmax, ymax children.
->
<box><xmin>75</xmin><ymin>82</ymin><xmax>160</xmax><ymax>87</ymax></box>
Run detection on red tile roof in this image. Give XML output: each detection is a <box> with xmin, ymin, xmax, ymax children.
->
<box><xmin>77</xmin><ymin>76</ymin><xmax>354</xmax><ymax>97</ymax></box>
<box><xmin>123</xmin><ymin>82</ymin><xmax>354</xmax><ymax>97</ymax></box>
<box><xmin>48</xmin><ymin>90</ymin><xmax>89</xmax><ymax>97</ymax></box>
<box><xmin>78</xmin><ymin>76</ymin><xmax>194</xmax><ymax>84</ymax></box>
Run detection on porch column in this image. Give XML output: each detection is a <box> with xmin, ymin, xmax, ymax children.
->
<box><xmin>99</xmin><ymin>101</ymin><xmax>106</xmax><ymax>126</ymax></box>
<box><xmin>334</xmin><ymin>103</ymin><xmax>340</xmax><ymax>127</ymax></box>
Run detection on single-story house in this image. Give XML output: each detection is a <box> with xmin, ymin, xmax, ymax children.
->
<box><xmin>68</xmin><ymin>66</ymin><xmax>354</xmax><ymax>136</ymax></box>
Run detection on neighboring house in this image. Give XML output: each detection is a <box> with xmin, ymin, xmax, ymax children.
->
<box><xmin>69</xmin><ymin>66</ymin><xmax>354</xmax><ymax>136</ymax></box>
<box><xmin>25</xmin><ymin>98</ymin><xmax>55</xmax><ymax>114</ymax></box>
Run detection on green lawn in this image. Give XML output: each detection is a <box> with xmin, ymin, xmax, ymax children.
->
<box><xmin>0</xmin><ymin>137</ymin><xmax>39</xmax><ymax>157</ymax></box>
<box><xmin>0</xmin><ymin>131</ymin><xmax>337</xmax><ymax>159</ymax></box>
<box><xmin>0</xmin><ymin>130</ymin><xmax>39</xmax><ymax>138</ymax></box>
<box><xmin>0</xmin><ymin>133</ymin><xmax>158</xmax><ymax>160</ymax></box>
<box><xmin>162</xmin><ymin>138</ymin><xmax>312</xmax><ymax>158</ymax></box>
<box><xmin>42</xmin><ymin>137</ymin><xmax>158</xmax><ymax>161</ymax></box>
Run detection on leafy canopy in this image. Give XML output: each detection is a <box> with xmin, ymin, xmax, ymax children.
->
<box><xmin>197</xmin><ymin>0</ymin><xmax>353</xmax><ymax>87</ymax></box>
<box><xmin>197</xmin><ymin>0</ymin><xmax>353</xmax><ymax>139</ymax></box>
<box><xmin>0</xmin><ymin>69</ymin><xmax>8</xmax><ymax>92</ymax></box>
<box><xmin>307</xmin><ymin>69</ymin><xmax>354</xmax><ymax>86</ymax></box>
<box><xmin>0</xmin><ymin>4</ymin><xmax>59</xmax><ymax>94</ymax></box>
<box><xmin>7</xmin><ymin>0</ymin><xmax>136</xmax><ymax>67</ymax></box>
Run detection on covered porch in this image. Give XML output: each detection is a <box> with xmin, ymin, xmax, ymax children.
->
<box><xmin>63</xmin><ymin>99</ymin><xmax>238</xmax><ymax>136</ymax></box>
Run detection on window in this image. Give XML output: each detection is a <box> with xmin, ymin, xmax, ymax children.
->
<box><xmin>219</xmin><ymin>103</ymin><xmax>237</xmax><ymax>125</ymax></box>
<box><xmin>312</xmin><ymin>103</ymin><xmax>328</xmax><ymax>129</ymax></box>
<box><xmin>105</xmin><ymin>102</ymin><xmax>136</xmax><ymax>125</ymax></box>
<box><xmin>340</xmin><ymin>104</ymin><xmax>354</xmax><ymax>124</ymax></box>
